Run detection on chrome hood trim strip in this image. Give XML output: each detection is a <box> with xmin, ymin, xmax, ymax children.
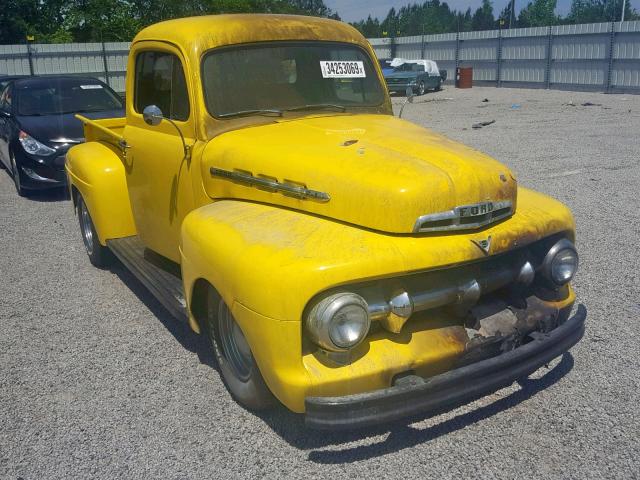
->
<box><xmin>210</xmin><ymin>167</ymin><xmax>330</xmax><ymax>203</ymax></box>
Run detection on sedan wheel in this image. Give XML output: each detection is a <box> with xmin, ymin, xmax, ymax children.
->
<box><xmin>9</xmin><ymin>151</ymin><xmax>25</xmax><ymax>197</ymax></box>
<box><xmin>418</xmin><ymin>81</ymin><xmax>426</xmax><ymax>96</ymax></box>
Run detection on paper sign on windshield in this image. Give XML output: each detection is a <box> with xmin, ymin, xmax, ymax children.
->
<box><xmin>320</xmin><ymin>61</ymin><xmax>366</xmax><ymax>78</ymax></box>
<box><xmin>80</xmin><ymin>84</ymin><xmax>103</xmax><ymax>89</ymax></box>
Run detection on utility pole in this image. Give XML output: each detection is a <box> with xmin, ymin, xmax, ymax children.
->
<box><xmin>509</xmin><ymin>0</ymin><xmax>516</xmax><ymax>28</ymax></box>
<box><xmin>621</xmin><ymin>0</ymin><xmax>626</xmax><ymax>22</ymax></box>
<box><xmin>26</xmin><ymin>35</ymin><xmax>35</xmax><ymax>76</ymax></box>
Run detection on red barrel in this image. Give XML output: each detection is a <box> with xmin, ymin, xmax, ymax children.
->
<box><xmin>456</xmin><ymin>67</ymin><xmax>473</xmax><ymax>88</ymax></box>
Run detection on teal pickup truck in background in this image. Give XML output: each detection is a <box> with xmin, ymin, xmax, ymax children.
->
<box><xmin>383</xmin><ymin>59</ymin><xmax>447</xmax><ymax>96</ymax></box>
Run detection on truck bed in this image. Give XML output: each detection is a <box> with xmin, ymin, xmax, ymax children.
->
<box><xmin>76</xmin><ymin>115</ymin><xmax>126</xmax><ymax>143</ymax></box>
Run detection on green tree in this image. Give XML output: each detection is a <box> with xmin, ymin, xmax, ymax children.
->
<box><xmin>456</xmin><ymin>8</ymin><xmax>473</xmax><ymax>32</ymax></box>
<box><xmin>0</xmin><ymin>0</ymin><xmax>339</xmax><ymax>44</ymax></box>
<box><xmin>471</xmin><ymin>0</ymin><xmax>495</xmax><ymax>30</ymax></box>
<box><xmin>497</xmin><ymin>3</ymin><xmax>514</xmax><ymax>27</ymax></box>
<box><xmin>381</xmin><ymin>7</ymin><xmax>399</xmax><ymax>37</ymax></box>
<box><xmin>353</xmin><ymin>15</ymin><xmax>382</xmax><ymax>37</ymax></box>
<box><xmin>566</xmin><ymin>0</ymin><xmax>639</xmax><ymax>22</ymax></box>
<box><xmin>0</xmin><ymin>0</ymin><xmax>68</xmax><ymax>44</ymax></box>
<box><xmin>518</xmin><ymin>0</ymin><xmax>558</xmax><ymax>27</ymax></box>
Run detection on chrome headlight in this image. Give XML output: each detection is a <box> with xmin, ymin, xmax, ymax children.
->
<box><xmin>19</xmin><ymin>131</ymin><xmax>56</xmax><ymax>156</ymax></box>
<box><xmin>542</xmin><ymin>239</ymin><xmax>579</xmax><ymax>286</ymax></box>
<box><xmin>305</xmin><ymin>292</ymin><xmax>371</xmax><ymax>351</ymax></box>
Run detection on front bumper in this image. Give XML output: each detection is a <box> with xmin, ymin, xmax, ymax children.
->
<box><xmin>387</xmin><ymin>82</ymin><xmax>415</xmax><ymax>92</ymax></box>
<box><xmin>305</xmin><ymin>304</ymin><xmax>586</xmax><ymax>430</ymax></box>
<box><xmin>15</xmin><ymin>148</ymin><xmax>67</xmax><ymax>190</ymax></box>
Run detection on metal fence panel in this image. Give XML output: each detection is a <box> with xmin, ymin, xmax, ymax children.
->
<box><xmin>368</xmin><ymin>21</ymin><xmax>639</xmax><ymax>92</ymax></box>
<box><xmin>502</xmin><ymin>36</ymin><xmax>548</xmax><ymax>60</ymax></box>
<box><xmin>552</xmin><ymin>35</ymin><xmax>608</xmax><ymax>60</ymax></box>
<box><xmin>551</xmin><ymin>60</ymin><xmax>607</xmax><ymax>85</ymax></box>
<box><xmin>1</xmin><ymin>21</ymin><xmax>638</xmax><ymax>94</ymax></box>
<box><xmin>423</xmin><ymin>42</ymin><xmax>457</xmax><ymax>62</ymax></box>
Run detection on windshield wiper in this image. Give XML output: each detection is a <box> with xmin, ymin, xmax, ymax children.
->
<box><xmin>218</xmin><ymin>109</ymin><xmax>283</xmax><ymax>118</ymax></box>
<box><xmin>285</xmin><ymin>104</ymin><xmax>347</xmax><ymax>113</ymax></box>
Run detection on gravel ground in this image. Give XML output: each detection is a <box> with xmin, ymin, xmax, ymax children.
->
<box><xmin>1</xmin><ymin>86</ymin><xmax>639</xmax><ymax>479</ymax></box>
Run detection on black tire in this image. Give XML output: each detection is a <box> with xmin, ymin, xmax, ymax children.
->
<box><xmin>9</xmin><ymin>150</ymin><xmax>26</xmax><ymax>197</ymax></box>
<box><xmin>435</xmin><ymin>80</ymin><xmax>443</xmax><ymax>91</ymax></box>
<box><xmin>205</xmin><ymin>288</ymin><xmax>275</xmax><ymax>410</ymax></box>
<box><xmin>77</xmin><ymin>195</ymin><xmax>113</xmax><ymax>268</ymax></box>
<box><xmin>417</xmin><ymin>81</ymin><xmax>426</xmax><ymax>96</ymax></box>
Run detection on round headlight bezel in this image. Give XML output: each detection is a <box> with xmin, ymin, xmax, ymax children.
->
<box><xmin>305</xmin><ymin>292</ymin><xmax>371</xmax><ymax>352</ymax></box>
<box><xmin>542</xmin><ymin>239</ymin><xmax>579</xmax><ymax>286</ymax></box>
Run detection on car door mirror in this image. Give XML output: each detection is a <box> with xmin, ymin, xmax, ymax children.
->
<box><xmin>141</xmin><ymin>104</ymin><xmax>192</xmax><ymax>162</ymax></box>
<box><xmin>142</xmin><ymin>104</ymin><xmax>163</xmax><ymax>126</ymax></box>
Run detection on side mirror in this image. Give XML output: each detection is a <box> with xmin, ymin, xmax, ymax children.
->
<box><xmin>142</xmin><ymin>104</ymin><xmax>163</xmax><ymax>126</ymax></box>
<box><xmin>405</xmin><ymin>86</ymin><xmax>415</xmax><ymax>103</ymax></box>
<box><xmin>141</xmin><ymin>104</ymin><xmax>192</xmax><ymax>162</ymax></box>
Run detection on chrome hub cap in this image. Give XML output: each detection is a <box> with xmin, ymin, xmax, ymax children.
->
<box><xmin>79</xmin><ymin>201</ymin><xmax>94</xmax><ymax>256</ymax></box>
<box><xmin>218</xmin><ymin>302</ymin><xmax>253</xmax><ymax>381</ymax></box>
<box><xmin>419</xmin><ymin>82</ymin><xmax>425</xmax><ymax>95</ymax></box>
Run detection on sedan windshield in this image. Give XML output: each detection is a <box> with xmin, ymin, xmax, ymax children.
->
<box><xmin>202</xmin><ymin>42</ymin><xmax>385</xmax><ymax>118</ymax></box>
<box><xmin>16</xmin><ymin>81</ymin><xmax>123</xmax><ymax>116</ymax></box>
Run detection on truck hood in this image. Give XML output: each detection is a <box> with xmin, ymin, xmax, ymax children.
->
<box><xmin>201</xmin><ymin>114</ymin><xmax>517</xmax><ymax>234</ymax></box>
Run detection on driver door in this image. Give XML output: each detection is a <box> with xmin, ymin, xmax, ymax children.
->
<box><xmin>122</xmin><ymin>44</ymin><xmax>195</xmax><ymax>263</ymax></box>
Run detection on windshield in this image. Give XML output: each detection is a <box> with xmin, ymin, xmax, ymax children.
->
<box><xmin>16</xmin><ymin>81</ymin><xmax>123</xmax><ymax>116</ymax></box>
<box><xmin>202</xmin><ymin>42</ymin><xmax>385</xmax><ymax>118</ymax></box>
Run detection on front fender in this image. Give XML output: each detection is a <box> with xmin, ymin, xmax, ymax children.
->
<box><xmin>179</xmin><ymin>192</ymin><xmax>574</xmax><ymax>412</ymax></box>
<box><xmin>66</xmin><ymin>141</ymin><xmax>136</xmax><ymax>245</ymax></box>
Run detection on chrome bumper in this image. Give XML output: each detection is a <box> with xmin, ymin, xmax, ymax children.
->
<box><xmin>305</xmin><ymin>304</ymin><xmax>586</xmax><ymax>430</ymax></box>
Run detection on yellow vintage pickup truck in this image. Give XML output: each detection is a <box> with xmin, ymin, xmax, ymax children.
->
<box><xmin>66</xmin><ymin>14</ymin><xmax>586</xmax><ymax>430</ymax></box>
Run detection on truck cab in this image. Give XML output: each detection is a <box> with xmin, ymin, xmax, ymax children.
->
<box><xmin>66</xmin><ymin>14</ymin><xmax>585</xmax><ymax>430</ymax></box>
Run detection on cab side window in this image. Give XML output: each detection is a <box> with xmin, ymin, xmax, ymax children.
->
<box><xmin>134</xmin><ymin>51</ymin><xmax>189</xmax><ymax>121</ymax></box>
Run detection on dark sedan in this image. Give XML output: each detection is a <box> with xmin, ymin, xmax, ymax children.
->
<box><xmin>0</xmin><ymin>75</ymin><xmax>26</xmax><ymax>91</ymax></box>
<box><xmin>0</xmin><ymin>75</ymin><xmax>124</xmax><ymax>196</ymax></box>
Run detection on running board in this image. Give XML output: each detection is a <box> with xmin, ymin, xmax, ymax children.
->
<box><xmin>107</xmin><ymin>236</ymin><xmax>188</xmax><ymax>323</ymax></box>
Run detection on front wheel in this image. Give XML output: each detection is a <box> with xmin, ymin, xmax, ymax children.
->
<box><xmin>9</xmin><ymin>151</ymin><xmax>26</xmax><ymax>197</ymax></box>
<box><xmin>205</xmin><ymin>288</ymin><xmax>275</xmax><ymax>410</ymax></box>
<box><xmin>77</xmin><ymin>195</ymin><xmax>113</xmax><ymax>268</ymax></box>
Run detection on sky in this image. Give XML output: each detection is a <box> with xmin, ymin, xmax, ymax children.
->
<box><xmin>324</xmin><ymin>0</ymin><xmax>639</xmax><ymax>22</ymax></box>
